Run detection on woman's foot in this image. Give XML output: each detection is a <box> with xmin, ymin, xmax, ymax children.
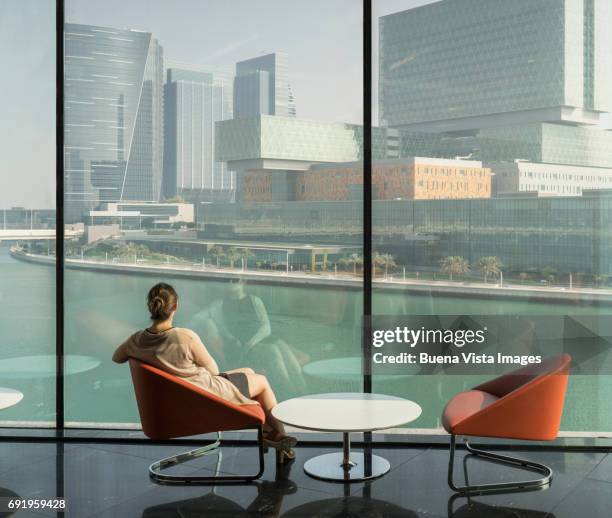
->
<box><xmin>263</xmin><ymin>433</ymin><xmax>297</xmax><ymax>450</ymax></box>
<box><xmin>262</xmin><ymin>431</ymin><xmax>298</xmax><ymax>464</ymax></box>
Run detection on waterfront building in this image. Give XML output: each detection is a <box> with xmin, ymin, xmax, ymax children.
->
<box><xmin>88</xmin><ymin>201</ymin><xmax>194</xmax><ymax>230</ymax></box>
<box><xmin>242</xmin><ymin>157</ymin><xmax>491</xmax><ymax>202</ymax></box>
<box><xmin>64</xmin><ymin>23</ymin><xmax>164</xmax><ymax>222</ymax></box>
<box><xmin>0</xmin><ymin>208</ymin><xmax>56</xmax><ymax>229</ymax></box>
<box><xmin>163</xmin><ymin>67</ymin><xmax>233</xmax><ymax>202</ymax></box>
<box><xmin>379</xmin><ymin>0</ymin><xmax>612</xmax><ymax>189</ymax></box>
<box><xmin>197</xmin><ymin>192</ymin><xmax>612</xmax><ymax>276</ymax></box>
<box><xmin>233</xmin><ymin>53</ymin><xmax>296</xmax><ymax>118</ymax></box>
<box><xmin>491</xmin><ymin>160</ymin><xmax>612</xmax><ymax>196</ymax></box>
<box><xmin>216</xmin><ymin>115</ymin><xmax>403</xmax><ymax>201</ymax></box>
<box><xmin>299</xmin><ymin>158</ymin><xmax>490</xmax><ymax>202</ymax></box>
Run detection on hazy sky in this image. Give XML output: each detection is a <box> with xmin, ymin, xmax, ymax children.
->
<box><xmin>0</xmin><ymin>0</ymin><xmax>55</xmax><ymax>209</ymax></box>
<box><xmin>1</xmin><ymin>0</ymin><xmax>435</xmax><ymax>209</ymax></box>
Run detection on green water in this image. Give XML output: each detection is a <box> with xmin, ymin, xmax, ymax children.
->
<box><xmin>1</xmin><ymin>242</ymin><xmax>611</xmax><ymax>433</ymax></box>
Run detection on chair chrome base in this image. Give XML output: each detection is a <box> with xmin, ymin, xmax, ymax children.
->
<box><xmin>149</xmin><ymin>427</ymin><xmax>265</xmax><ymax>485</ymax></box>
<box><xmin>448</xmin><ymin>435</ymin><xmax>553</xmax><ymax>495</ymax></box>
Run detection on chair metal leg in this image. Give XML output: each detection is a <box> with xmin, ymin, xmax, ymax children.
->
<box><xmin>447</xmin><ymin>435</ymin><xmax>553</xmax><ymax>495</ymax></box>
<box><xmin>149</xmin><ymin>427</ymin><xmax>265</xmax><ymax>485</ymax></box>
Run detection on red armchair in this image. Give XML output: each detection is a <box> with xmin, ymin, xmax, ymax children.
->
<box><xmin>129</xmin><ymin>359</ymin><xmax>266</xmax><ymax>484</ymax></box>
<box><xmin>441</xmin><ymin>354</ymin><xmax>571</xmax><ymax>494</ymax></box>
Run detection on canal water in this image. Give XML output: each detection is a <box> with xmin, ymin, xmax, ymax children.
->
<box><xmin>1</xmin><ymin>242</ymin><xmax>611</xmax><ymax>434</ymax></box>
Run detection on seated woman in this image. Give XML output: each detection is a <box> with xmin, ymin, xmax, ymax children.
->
<box><xmin>112</xmin><ymin>282</ymin><xmax>296</xmax><ymax>463</ymax></box>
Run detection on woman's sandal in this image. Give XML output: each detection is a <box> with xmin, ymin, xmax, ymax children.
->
<box><xmin>262</xmin><ymin>434</ymin><xmax>298</xmax><ymax>464</ymax></box>
<box><xmin>275</xmin><ymin>447</ymin><xmax>296</xmax><ymax>465</ymax></box>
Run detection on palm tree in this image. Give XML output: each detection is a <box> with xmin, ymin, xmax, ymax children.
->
<box><xmin>208</xmin><ymin>245</ymin><xmax>225</xmax><ymax>267</ymax></box>
<box><xmin>372</xmin><ymin>251</ymin><xmax>396</xmax><ymax>279</ymax></box>
<box><xmin>374</xmin><ymin>252</ymin><xmax>396</xmax><ymax>279</ymax></box>
<box><xmin>226</xmin><ymin>247</ymin><xmax>242</xmax><ymax>269</ymax></box>
<box><xmin>237</xmin><ymin>247</ymin><xmax>256</xmax><ymax>270</ymax></box>
<box><xmin>339</xmin><ymin>253</ymin><xmax>363</xmax><ymax>275</ymax></box>
<box><xmin>439</xmin><ymin>256</ymin><xmax>470</xmax><ymax>281</ymax></box>
<box><xmin>372</xmin><ymin>251</ymin><xmax>383</xmax><ymax>278</ymax></box>
<box><xmin>541</xmin><ymin>266</ymin><xmax>557</xmax><ymax>284</ymax></box>
<box><xmin>115</xmin><ymin>242</ymin><xmax>149</xmax><ymax>261</ymax></box>
<box><xmin>477</xmin><ymin>256</ymin><xmax>503</xmax><ymax>283</ymax></box>
<box><xmin>338</xmin><ymin>257</ymin><xmax>351</xmax><ymax>272</ymax></box>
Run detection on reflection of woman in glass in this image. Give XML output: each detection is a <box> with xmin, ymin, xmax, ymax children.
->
<box><xmin>112</xmin><ymin>283</ymin><xmax>296</xmax><ymax>463</ymax></box>
<box><xmin>193</xmin><ymin>278</ymin><xmax>307</xmax><ymax>398</ymax></box>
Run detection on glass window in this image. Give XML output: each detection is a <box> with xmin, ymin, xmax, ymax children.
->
<box><xmin>373</xmin><ymin>0</ymin><xmax>612</xmax><ymax>435</ymax></box>
<box><xmin>0</xmin><ymin>0</ymin><xmax>56</xmax><ymax>427</ymax></box>
<box><xmin>64</xmin><ymin>0</ymin><xmax>363</xmax><ymax>427</ymax></box>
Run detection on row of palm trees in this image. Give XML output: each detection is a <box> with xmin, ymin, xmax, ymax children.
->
<box><xmin>439</xmin><ymin>255</ymin><xmax>503</xmax><ymax>282</ymax></box>
<box><xmin>208</xmin><ymin>245</ymin><xmax>256</xmax><ymax>269</ymax></box>
<box><xmin>337</xmin><ymin>252</ymin><xmax>396</xmax><ymax>277</ymax></box>
<box><xmin>338</xmin><ymin>253</ymin><xmax>503</xmax><ymax>282</ymax></box>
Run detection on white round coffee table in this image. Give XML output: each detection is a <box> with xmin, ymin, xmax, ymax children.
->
<box><xmin>272</xmin><ymin>392</ymin><xmax>421</xmax><ymax>482</ymax></box>
<box><xmin>0</xmin><ymin>387</ymin><xmax>23</xmax><ymax>410</ymax></box>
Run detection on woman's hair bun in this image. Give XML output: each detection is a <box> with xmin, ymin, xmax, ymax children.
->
<box><xmin>146</xmin><ymin>283</ymin><xmax>178</xmax><ymax>321</ymax></box>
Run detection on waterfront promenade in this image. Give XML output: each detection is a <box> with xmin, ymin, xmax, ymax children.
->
<box><xmin>11</xmin><ymin>247</ymin><xmax>612</xmax><ymax>303</ymax></box>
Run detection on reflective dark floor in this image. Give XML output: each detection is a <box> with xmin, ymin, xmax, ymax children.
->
<box><xmin>1</xmin><ymin>439</ymin><xmax>612</xmax><ymax>517</ymax></box>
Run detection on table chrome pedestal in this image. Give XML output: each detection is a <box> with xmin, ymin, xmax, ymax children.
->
<box><xmin>303</xmin><ymin>432</ymin><xmax>390</xmax><ymax>482</ymax></box>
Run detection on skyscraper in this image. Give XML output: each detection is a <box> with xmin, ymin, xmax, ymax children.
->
<box><xmin>378</xmin><ymin>0</ymin><xmax>612</xmax><ymax>179</ymax></box>
<box><xmin>379</xmin><ymin>0</ymin><xmax>612</xmax><ymax>132</ymax></box>
<box><xmin>233</xmin><ymin>52</ymin><xmax>296</xmax><ymax>119</ymax></box>
<box><xmin>163</xmin><ymin>67</ymin><xmax>233</xmax><ymax>200</ymax></box>
<box><xmin>64</xmin><ymin>23</ymin><xmax>163</xmax><ymax>222</ymax></box>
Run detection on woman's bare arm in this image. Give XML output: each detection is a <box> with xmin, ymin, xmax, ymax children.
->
<box><xmin>188</xmin><ymin>330</ymin><xmax>220</xmax><ymax>375</ymax></box>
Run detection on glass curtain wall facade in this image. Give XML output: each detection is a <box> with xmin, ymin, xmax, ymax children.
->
<box><xmin>62</xmin><ymin>0</ymin><xmax>363</xmax><ymax>427</ymax></box>
<box><xmin>5</xmin><ymin>0</ymin><xmax>612</xmax><ymax>438</ymax></box>
<box><xmin>163</xmin><ymin>68</ymin><xmax>233</xmax><ymax>199</ymax></box>
<box><xmin>64</xmin><ymin>23</ymin><xmax>163</xmax><ymax>223</ymax></box>
<box><xmin>0</xmin><ymin>0</ymin><xmax>56</xmax><ymax>426</ymax></box>
<box><xmin>373</xmin><ymin>0</ymin><xmax>612</xmax><ymax>433</ymax></box>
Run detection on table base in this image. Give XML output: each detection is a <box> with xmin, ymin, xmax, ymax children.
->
<box><xmin>304</xmin><ymin>452</ymin><xmax>390</xmax><ymax>482</ymax></box>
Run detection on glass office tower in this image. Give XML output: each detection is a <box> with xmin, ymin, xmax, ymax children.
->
<box><xmin>233</xmin><ymin>52</ymin><xmax>297</xmax><ymax>119</ymax></box>
<box><xmin>163</xmin><ymin>67</ymin><xmax>233</xmax><ymax>199</ymax></box>
<box><xmin>64</xmin><ymin>23</ymin><xmax>163</xmax><ymax>222</ymax></box>
<box><xmin>379</xmin><ymin>0</ymin><xmax>612</xmax><ymax>132</ymax></box>
<box><xmin>378</xmin><ymin>0</ymin><xmax>612</xmax><ymax>192</ymax></box>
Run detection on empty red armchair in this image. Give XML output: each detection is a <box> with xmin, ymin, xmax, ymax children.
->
<box><xmin>442</xmin><ymin>354</ymin><xmax>571</xmax><ymax>494</ymax></box>
<box><xmin>129</xmin><ymin>359</ymin><xmax>266</xmax><ymax>484</ymax></box>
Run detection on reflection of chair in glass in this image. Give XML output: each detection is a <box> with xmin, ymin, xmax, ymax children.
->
<box><xmin>442</xmin><ymin>354</ymin><xmax>571</xmax><ymax>494</ymax></box>
<box><xmin>141</xmin><ymin>462</ymin><xmax>297</xmax><ymax>517</ymax></box>
<box><xmin>129</xmin><ymin>359</ymin><xmax>265</xmax><ymax>484</ymax></box>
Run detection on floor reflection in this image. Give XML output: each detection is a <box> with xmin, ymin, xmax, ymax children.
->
<box><xmin>0</xmin><ymin>487</ymin><xmax>19</xmax><ymax>518</ymax></box>
<box><xmin>141</xmin><ymin>461</ymin><xmax>419</xmax><ymax>518</ymax></box>
<box><xmin>282</xmin><ymin>495</ymin><xmax>418</xmax><ymax>517</ymax></box>
<box><xmin>141</xmin><ymin>462</ymin><xmax>297</xmax><ymax>518</ymax></box>
<box><xmin>449</xmin><ymin>498</ymin><xmax>553</xmax><ymax>518</ymax></box>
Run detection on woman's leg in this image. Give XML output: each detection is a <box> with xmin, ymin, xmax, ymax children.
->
<box><xmin>245</xmin><ymin>372</ymin><xmax>287</xmax><ymax>440</ymax></box>
<box><xmin>223</xmin><ymin>367</ymin><xmax>255</xmax><ymax>375</ymax></box>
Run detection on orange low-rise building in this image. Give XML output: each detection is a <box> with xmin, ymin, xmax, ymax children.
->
<box><xmin>242</xmin><ymin>157</ymin><xmax>491</xmax><ymax>202</ymax></box>
<box><xmin>243</xmin><ymin>171</ymin><xmax>274</xmax><ymax>202</ymax></box>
